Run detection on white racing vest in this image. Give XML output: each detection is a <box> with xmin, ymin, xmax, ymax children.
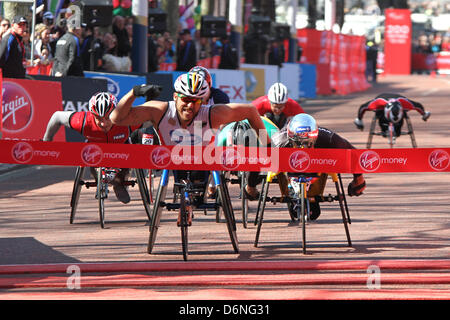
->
<box><xmin>157</xmin><ymin>101</ymin><xmax>216</xmax><ymax>146</ymax></box>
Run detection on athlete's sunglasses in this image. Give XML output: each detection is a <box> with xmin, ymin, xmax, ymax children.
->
<box><xmin>176</xmin><ymin>93</ymin><xmax>202</xmax><ymax>105</ymax></box>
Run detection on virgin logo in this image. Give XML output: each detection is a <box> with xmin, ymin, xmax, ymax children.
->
<box><xmin>81</xmin><ymin>144</ymin><xmax>103</xmax><ymax>166</ymax></box>
<box><xmin>359</xmin><ymin>151</ymin><xmax>381</xmax><ymax>172</ymax></box>
<box><xmin>289</xmin><ymin>150</ymin><xmax>310</xmax><ymax>172</ymax></box>
<box><xmin>150</xmin><ymin>146</ymin><xmax>171</xmax><ymax>168</ymax></box>
<box><xmin>387</xmin><ymin>12</ymin><xmax>406</xmax><ymax>20</ymax></box>
<box><xmin>2</xmin><ymin>82</ymin><xmax>33</xmax><ymax>133</ymax></box>
<box><xmin>11</xmin><ymin>142</ymin><xmax>33</xmax><ymax>163</ymax></box>
<box><xmin>428</xmin><ymin>150</ymin><xmax>449</xmax><ymax>171</ymax></box>
<box><xmin>221</xmin><ymin>148</ymin><xmax>241</xmax><ymax>171</ymax></box>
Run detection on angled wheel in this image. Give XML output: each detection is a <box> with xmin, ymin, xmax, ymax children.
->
<box><xmin>135</xmin><ymin>168</ymin><xmax>152</xmax><ymax>221</ymax></box>
<box><xmin>215</xmin><ymin>172</ymin><xmax>239</xmax><ymax>253</ymax></box>
<box><xmin>70</xmin><ymin>166</ymin><xmax>85</xmax><ymax>224</ymax></box>
<box><xmin>97</xmin><ymin>167</ymin><xmax>107</xmax><ymax>229</ymax></box>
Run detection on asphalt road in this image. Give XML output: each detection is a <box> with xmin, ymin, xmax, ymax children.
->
<box><xmin>0</xmin><ymin>74</ymin><xmax>449</xmax><ymax>300</ymax></box>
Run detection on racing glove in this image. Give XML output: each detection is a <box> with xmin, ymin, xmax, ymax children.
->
<box><xmin>348</xmin><ymin>174</ymin><xmax>366</xmax><ymax>197</ymax></box>
<box><xmin>354</xmin><ymin>118</ymin><xmax>364</xmax><ymax>131</ymax></box>
<box><xmin>422</xmin><ymin>111</ymin><xmax>431</xmax><ymax>121</ymax></box>
<box><xmin>133</xmin><ymin>84</ymin><xmax>162</xmax><ymax>100</ymax></box>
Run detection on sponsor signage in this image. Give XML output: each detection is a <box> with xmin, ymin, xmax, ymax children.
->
<box><xmin>384</xmin><ymin>9</ymin><xmax>412</xmax><ymax>75</ymax></box>
<box><xmin>1</xmin><ymin>78</ymin><xmax>65</xmax><ymax>141</ymax></box>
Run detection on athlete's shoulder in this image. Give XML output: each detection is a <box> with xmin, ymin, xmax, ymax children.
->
<box><xmin>211</xmin><ymin>87</ymin><xmax>230</xmax><ymax>104</ymax></box>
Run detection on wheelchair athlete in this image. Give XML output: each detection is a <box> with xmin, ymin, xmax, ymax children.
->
<box><xmin>245</xmin><ymin>113</ymin><xmax>366</xmax><ymax>220</ymax></box>
<box><xmin>43</xmin><ymin>87</ymin><xmax>161</xmax><ymax>203</ymax></box>
<box><xmin>252</xmin><ymin>82</ymin><xmax>305</xmax><ymax>129</ymax></box>
<box><xmin>354</xmin><ymin>93</ymin><xmax>431</xmax><ymax>137</ymax></box>
<box><xmin>110</xmin><ymin>72</ymin><xmax>271</xmax><ymax>203</ymax></box>
<box><xmin>189</xmin><ymin>65</ymin><xmax>230</xmax><ymax>105</ymax></box>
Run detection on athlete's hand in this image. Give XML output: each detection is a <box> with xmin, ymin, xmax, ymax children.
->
<box><xmin>354</xmin><ymin>118</ymin><xmax>364</xmax><ymax>131</ymax></box>
<box><xmin>422</xmin><ymin>111</ymin><xmax>431</xmax><ymax>121</ymax></box>
<box><xmin>133</xmin><ymin>84</ymin><xmax>162</xmax><ymax>100</ymax></box>
<box><xmin>348</xmin><ymin>174</ymin><xmax>366</xmax><ymax>196</ymax></box>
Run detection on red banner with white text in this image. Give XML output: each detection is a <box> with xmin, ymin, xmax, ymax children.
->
<box><xmin>384</xmin><ymin>9</ymin><xmax>412</xmax><ymax>75</ymax></box>
<box><xmin>0</xmin><ymin>140</ymin><xmax>449</xmax><ymax>173</ymax></box>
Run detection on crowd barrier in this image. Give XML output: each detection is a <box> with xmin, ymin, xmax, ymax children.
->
<box><xmin>1</xmin><ymin>139</ymin><xmax>449</xmax><ymax>174</ymax></box>
<box><xmin>412</xmin><ymin>52</ymin><xmax>450</xmax><ymax>74</ymax></box>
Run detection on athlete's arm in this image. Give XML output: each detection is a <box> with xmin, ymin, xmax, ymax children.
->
<box><xmin>42</xmin><ymin>111</ymin><xmax>74</xmax><ymax>141</ymax></box>
<box><xmin>210</xmin><ymin>103</ymin><xmax>271</xmax><ymax>146</ymax></box>
<box><xmin>110</xmin><ymin>89</ymin><xmax>168</xmax><ymax>127</ymax></box>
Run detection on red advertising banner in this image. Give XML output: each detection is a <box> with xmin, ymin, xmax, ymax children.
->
<box><xmin>0</xmin><ymin>71</ymin><xmax>2</xmax><ymax>137</ymax></box>
<box><xmin>0</xmin><ymin>139</ymin><xmax>449</xmax><ymax>174</ymax></box>
<box><xmin>384</xmin><ymin>9</ymin><xmax>412</xmax><ymax>75</ymax></box>
<box><xmin>1</xmin><ymin>78</ymin><xmax>65</xmax><ymax>141</ymax></box>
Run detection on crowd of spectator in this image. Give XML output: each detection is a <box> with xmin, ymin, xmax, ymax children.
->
<box><xmin>413</xmin><ymin>30</ymin><xmax>450</xmax><ymax>53</ymax></box>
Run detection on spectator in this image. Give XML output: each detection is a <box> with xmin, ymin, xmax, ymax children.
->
<box><xmin>51</xmin><ymin>23</ymin><xmax>84</xmax><ymax>77</ymax></box>
<box><xmin>365</xmin><ymin>41</ymin><xmax>378</xmax><ymax>83</ymax></box>
<box><xmin>42</xmin><ymin>11</ymin><xmax>54</xmax><ymax>27</ymax></box>
<box><xmin>0</xmin><ymin>18</ymin><xmax>10</xmax><ymax>40</ymax></box>
<box><xmin>101</xmin><ymin>32</ymin><xmax>131</xmax><ymax>72</ymax></box>
<box><xmin>112</xmin><ymin>15</ymin><xmax>131</xmax><ymax>57</ymax></box>
<box><xmin>0</xmin><ymin>16</ymin><xmax>28</xmax><ymax>79</ymax></box>
<box><xmin>34</xmin><ymin>25</ymin><xmax>53</xmax><ymax>64</ymax></box>
<box><xmin>243</xmin><ymin>32</ymin><xmax>269</xmax><ymax>64</ymax></box>
<box><xmin>176</xmin><ymin>28</ymin><xmax>197</xmax><ymax>71</ymax></box>
<box><xmin>218</xmin><ymin>36</ymin><xmax>238</xmax><ymax>69</ymax></box>
<box><xmin>148</xmin><ymin>33</ymin><xmax>159</xmax><ymax>72</ymax></box>
<box><xmin>268</xmin><ymin>38</ymin><xmax>285</xmax><ymax>67</ymax></box>
<box><xmin>81</xmin><ymin>26</ymin><xmax>104</xmax><ymax>71</ymax></box>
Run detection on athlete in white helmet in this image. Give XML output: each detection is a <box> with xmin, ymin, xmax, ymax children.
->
<box><xmin>252</xmin><ymin>82</ymin><xmax>305</xmax><ymax>129</ymax></box>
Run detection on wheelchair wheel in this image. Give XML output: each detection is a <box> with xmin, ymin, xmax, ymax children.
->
<box><xmin>70</xmin><ymin>166</ymin><xmax>85</xmax><ymax>224</ymax></box>
<box><xmin>96</xmin><ymin>168</ymin><xmax>107</xmax><ymax>229</ymax></box>
<box><xmin>240</xmin><ymin>171</ymin><xmax>249</xmax><ymax>228</ymax></box>
<box><xmin>147</xmin><ymin>170</ymin><xmax>169</xmax><ymax>254</ymax></box>
<box><xmin>216</xmin><ymin>172</ymin><xmax>239</xmax><ymax>253</ymax></box>
<box><xmin>135</xmin><ymin>169</ymin><xmax>152</xmax><ymax>221</ymax></box>
<box><xmin>299</xmin><ymin>182</ymin><xmax>307</xmax><ymax>254</ymax></box>
<box><xmin>179</xmin><ymin>193</ymin><xmax>189</xmax><ymax>261</ymax></box>
<box><xmin>254</xmin><ymin>178</ymin><xmax>270</xmax><ymax>247</ymax></box>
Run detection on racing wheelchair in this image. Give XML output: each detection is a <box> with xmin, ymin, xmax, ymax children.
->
<box><xmin>147</xmin><ymin>169</ymin><xmax>238</xmax><ymax>261</ymax></box>
<box><xmin>70</xmin><ymin>166</ymin><xmax>152</xmax><ymax>229</ymax></box>
<box><xmin>253</xmin><ymin>171</ymin><xmax>352</xmax><ymax>254</ymax></box>
<box><xmin>365</xmin><ymin>109</ymin><xmax>417</xmax><ymax>149</ymax></box>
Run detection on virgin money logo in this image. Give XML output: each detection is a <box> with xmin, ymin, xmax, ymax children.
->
<box><xmin>220</xmin><ymin>148</ymin><xmax>241</xmax><ymax>171</ymax></box>
<box><xmin>387</xmin><ymin>12</ymin><xmax>406</xmax><ymax>20</ymax></box>
<box><xmin>2</xmin><ymin>82</ymin><xmax>33</xmax><ymax>133</ymax></box>
<box><xmin>150</xmin><ymin>146</ymin><xmax>171</xmax><ymax>168</ymax></box>
<box><xmin>81</xmin><ymin>144</ymin><xmax>103</xmax><ymax>166</ymax></box>
<box><xmin>11</xmin><ymin>142</ymin><xmax>33</xmax><ymax>163</ymax></box>
<box><xmin>428</xmin><ymin>150</ymin><xmax>450</xmax><ymax>171</ymax></box>
<box><xmin>289</xmin><ymin>150</ymin><xmax>310</xmax><ymax>172</ymax></box>
<box><xmin>359</xmin><ymin>151</ymin><xmax>381</xmax><ymax>172</ymax></box>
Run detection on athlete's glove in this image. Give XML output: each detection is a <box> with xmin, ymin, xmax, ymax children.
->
<box><xmin>354</xmin><ymin>118</ymin><xmax>364</xmax><ymax>131</ymax></box>
<box><xmin>133</xmin><ymin>84</ymin><xmax>162</xmax><ymax>100</ymax></box>
<box><xmin>422</xmin><ymin>111</ymin><xmax>431</xmax><ymax>121</ymax></box>
<box><xmin>348</xmin><ymin>174</ymin><xmax>366</xmax><ymax>197</ymax></box>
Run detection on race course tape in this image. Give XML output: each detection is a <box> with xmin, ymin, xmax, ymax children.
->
<box><xmin>1</xmin><ymin>140</ymin><xmax>449</xmax><ymax>173</ymax></box>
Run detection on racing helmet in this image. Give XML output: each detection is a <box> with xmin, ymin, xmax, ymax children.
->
<box><xmin>287</xmin><ymin>114</ymin><xmax>319</xmax><ymax>148</ymax></box>
<box><xmin>384</xmin><ymin>100</ymin><xmax>403</xmax><ymax>124</ymax></box>
<box><xmin>189</xmin><ymin>66</ymin><xmax>212</xmax><ymax>88</ymax></box>
<box><xmin>268</xmin><ymin>82</ymin><xmax>288</xmax><ymax>104</ymax></box>
<box><xmin>174</xmin><ymin>72</ymin><xmax>210</xmax><ymax>99</ymax></box>
<box><xmin>89</xmin><ymin>92</ymin><xmax>117</xmax><ymax>118</ymax></box>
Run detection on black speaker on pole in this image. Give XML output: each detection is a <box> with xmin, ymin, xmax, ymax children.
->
<box><xmin>73</xmin><ymin>0</ymin><xmax>113</xmax><ymax>27</ymax></box>
<box><xmin>200</xmin><ymin>15</ymin><xmax>227</xmax><ymax>38</ymax></box>
<box><xmin>148</xmin><ymin>8</ymin><xmax>167</xmax><ymax>33</ymax></box>
<box><xmin>274</xmin><ymin>23</ymin><xmax>290</xmax><ymax>40</ymax></box>
<box><xmin>249</xmin><ymin>15</ymin><xmax>271</xmax><ymax>36</ymax></box>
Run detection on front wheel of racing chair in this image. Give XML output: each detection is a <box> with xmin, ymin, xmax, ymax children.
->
<box><xmin>367</xmin><ymin>112</ymin><xmax>417</xmax><ymax>149</ymax></box>
<box><xmin>70</xmin><ymin>166</ymin><xmax>152</xmax><ymax>228</ymax></box>
<box><xmin>254</xmin><ymin>172</ymin><xmax>352</xmax><ymax>254</ymax></box>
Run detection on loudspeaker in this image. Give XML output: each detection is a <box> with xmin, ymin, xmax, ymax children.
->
<box><xmin>249</xmin><ymin>15</ymin><xmax>271</xmax><ymax>36</ymax></box>
<box><xmin>148</xmin><ymin>8</ymin><xmax>167</xmax><ymax>34</ymax></box>
<box><xmin>393</xmin><ymin>0</ymin><xmax>408</xmax><ymax>8</ymax></box>
<box><xmin>200</xmin><ymin>15</ymin><xmax>227</xmax><ymax>38</ymax></box>
<box><xmin>275</xmin><ymin>24</ymin><xmax>290</xmax><ymax>40</ymax></box>
<box><xmin>73</xmin><ymin>0</ymin><xmax>113</xmax><ymax>27</ymax></box>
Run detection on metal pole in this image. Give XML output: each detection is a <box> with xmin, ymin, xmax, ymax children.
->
<box><xmin>288</xmin><ymin>0</ymin><xmax>298</xmax><ymax>62</ymax></box>
<box><xmin>131</xmin><ymin>0</ymin><xmax>148</xmax><ymax>73</ymax></box>
<box><xmin>229</xmin><ymin>0</ymin><xmax>242</xmax><ymax>66</ymax></box>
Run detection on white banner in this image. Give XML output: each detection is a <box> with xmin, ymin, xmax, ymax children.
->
<box><xmin>209</xmin><ymin>69</ymin><xmax>247</xmax><ymax>103</ymax></box>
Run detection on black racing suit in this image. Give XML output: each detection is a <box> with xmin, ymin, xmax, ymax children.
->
<box><xmin>357</xmin><ymin>93</ymin><xmax>427</xmax><ymax>137</ymax></box>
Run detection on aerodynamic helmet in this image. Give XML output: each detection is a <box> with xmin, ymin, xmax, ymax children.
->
<box><xmin>268</xmin><ymin>82</ymin><xmax>288</xmax><ymax>104</ymax></box>
<box><xmin>189</xmin><ymin>66</ymin><xmax>212</xmax><ymax>88</ymax></box>
<box><xmin>287</xmin><ymin>113</ymin><xmax>319</xmax><ymax>148</ymax></box>
<box><xmin>89</xmin><ymin>92</ymin><xmax>117</xmax><ymax>118</ymax></box>
<box><xmin>384</xmin><ymin>100</ymin><xmax>403</xmax><ymax>124</ymax></box>
<box><xmin>174</xmin><ymin>72</ymin><xmax>210</xmax><ymax>99</ymax></box>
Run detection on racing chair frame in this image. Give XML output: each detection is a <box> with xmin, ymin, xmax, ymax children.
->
<box><xmin>70</xmin><ymin>166</ymin><xmax>152</xmax><ymax>228</ymax></box>
<box><xmin>367</xmin><ymin>112</ymin><xmax>417</xmax><ymax>148</ymax></box>
<box><xmin>254</xmin><ymin>172</ymin><xmax>352</xmax><ymax>254</ymax></box>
